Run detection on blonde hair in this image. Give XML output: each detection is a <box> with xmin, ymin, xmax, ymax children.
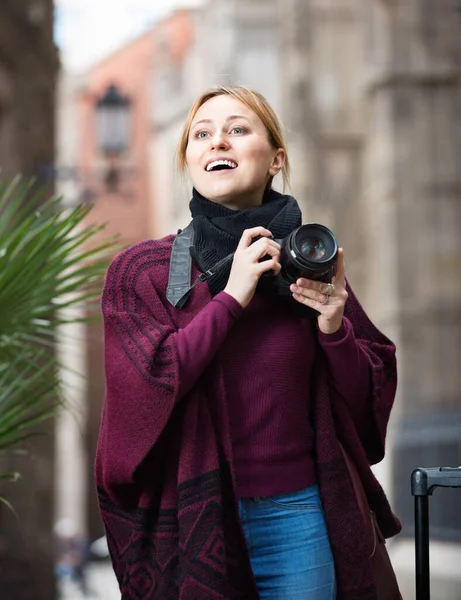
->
<box><xmin>176</xmin><ymin>85</ymin><xmax>291</xmax><ymax>191</ymax></box>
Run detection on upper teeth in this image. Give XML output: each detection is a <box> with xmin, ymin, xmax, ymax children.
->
<box><xmin>206</xmin><ymin>160</ymin><xmax>237</xmax><ymax>172</ymax></box>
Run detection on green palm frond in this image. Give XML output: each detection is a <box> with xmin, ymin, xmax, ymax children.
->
<box><xmin>0</xmin><ymin>175</ymin><xmax>119</xmax><ymax>497</ymax></box>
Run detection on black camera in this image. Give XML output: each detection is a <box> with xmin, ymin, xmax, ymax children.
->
<box><xmin>262</xmin><ymin>223</ymin><xmax>338</xmax><ymax>318</ymax></box>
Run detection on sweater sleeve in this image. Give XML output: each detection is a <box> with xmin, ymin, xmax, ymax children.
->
<box><xmin>95</xmin><ymin>244</ymin><xmax>241</xmax><ymax>505</ymax></box>
<box><xmin>320</xmin><ymin>281</ymin><xmax>398</xmax><ymax>465</ymax></box>
<box><xmin>317</xmin><ymin>317</ymin><xmax>373</xmax><ymax>440</ymax></box>
<box><xmin>175</xmin><ymin>292</ymin><xmax>242</xmax><ymax>397</ymax></box>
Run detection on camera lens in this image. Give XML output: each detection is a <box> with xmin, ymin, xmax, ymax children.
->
<box><xmin>300</xmin><ymin>238</ymin><xmax>327</xmax><ymax>261</ymax></box>
<box><xmin>281</xmin><ymin>223</ymin><xmax>337</xmax><ymax>283</ymax></box>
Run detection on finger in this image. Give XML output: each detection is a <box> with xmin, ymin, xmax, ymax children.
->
<box><xmin>333</xmin><ymin>248</ymin><xmax>346</xmax><ymax>286</ymax></box>
<box><xmin>255</xmin><ymin>258</ymin><xmax>281</xmax><ymax>277</ymax></box>
<box><xmin>292</xmin><ymin>291</ymin><xmax>325</xmax><ymax>310</ymax></box>
<box><xmin>237</xmin><ymin>227</ymin><xmax>272</xmax><ymax>250</ymax></box>
<box><xmin>290</xmin><ymin>283</ymin><xmax>328</xmax><ymax>305</ymax></box>
<box><xmin>295</xmin><ymin>278</ymin><xmax>334</xmax><ymax>296</ymax></box>
<box><xmin>247</xmin><ymin>238</ymin><xmax>281</xmax><ymax>261</ymax></box>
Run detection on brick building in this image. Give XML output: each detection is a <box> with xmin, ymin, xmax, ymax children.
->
<box><xmin>70</xmin><ymin>26</ymin><xmax>158</xmax><ymax>544</ymax></box>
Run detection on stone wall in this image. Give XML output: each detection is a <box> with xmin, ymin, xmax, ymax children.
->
<box><xmin>0</xmin><ymin>2</ymin><xmax>59</xmax><ymax>598</ymax></box>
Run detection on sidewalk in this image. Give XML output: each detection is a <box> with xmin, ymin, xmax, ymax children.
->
<box><xmin>58</xmin><ymin>561</ymin><xmax>120</xmax><ymax>600</ymax></box>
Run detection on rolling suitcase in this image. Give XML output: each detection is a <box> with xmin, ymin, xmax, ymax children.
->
<box><xmin>411</xmin><ymin>467</ymin><xmax>461</xmax><ymax>600</ymax></box>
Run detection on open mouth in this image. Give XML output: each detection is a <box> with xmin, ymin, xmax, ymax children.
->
<box><xmin>205</xmin><ymin>160</ymin><xmax>238</xmax><ymax>172</ymax></box>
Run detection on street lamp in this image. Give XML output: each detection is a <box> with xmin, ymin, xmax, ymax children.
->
<box><xmin>95</xmin><ymin>84</ymin><xmax>131</xmax><ymax>156</ymax></box>
<box><xmin>38</xmin><ymin>84</ymin><xmax>135</xmax><ymax>202</ymax></box>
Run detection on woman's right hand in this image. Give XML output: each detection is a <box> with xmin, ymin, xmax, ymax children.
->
<box><xmin>223</xmin><ymin>227</ymin><xmax>281</xmax><ymax>308</ymax></box>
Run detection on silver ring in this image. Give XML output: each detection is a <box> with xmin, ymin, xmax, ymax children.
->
<box><xmin>325</xmin><ymin>283</ymin><xmax>335</xmax><ymax>296</ymax></box>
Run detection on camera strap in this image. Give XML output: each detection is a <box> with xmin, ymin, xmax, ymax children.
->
<box><xmin>166</xmin><ymin>222</ymin><xmax>233</xmax><ymax>309</ymax></box>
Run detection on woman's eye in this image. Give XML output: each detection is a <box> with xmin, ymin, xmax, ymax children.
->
<box><xmin>194</xmin><ymin>130</ymin><xmax>209</xmax><ymax>139</ymax></box>
<box><xmin>231</xmin><ymin>126</ymin><xmax>247</xmax><ymax>135</ymax></box>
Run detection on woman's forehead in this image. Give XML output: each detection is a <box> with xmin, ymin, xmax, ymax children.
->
<box><xmin>192</xmin><ymin>95</ymin><xmax>259</xmax><ymax>125</ymax></box>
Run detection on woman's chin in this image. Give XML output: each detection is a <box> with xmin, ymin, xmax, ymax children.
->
<box><xmin>196</xmin><ymin>183</ymin><xmax>239</xmax><ymax>204</ymax></box>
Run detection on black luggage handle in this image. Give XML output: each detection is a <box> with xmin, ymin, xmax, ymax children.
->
<box><xmin>411</xmin><ymin>467</ymin><xmax>461</xmax><ymax>600</ymax></box>
<box><xmin>411</xmin><ymin>467</ymin><xmax>461</xmax><ymax>496</ymax></box>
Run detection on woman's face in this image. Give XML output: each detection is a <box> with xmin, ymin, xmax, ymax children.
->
<box><xmin>185</xmin><ymin>95</ymin><xmax>285</xmax><ymax>210</ymax></box>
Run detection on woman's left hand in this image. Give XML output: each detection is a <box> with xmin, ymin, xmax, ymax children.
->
<box><xmin>290</xmin><ymin>248</ymin><xmax>348</xmax><ymax>335</ymax></box>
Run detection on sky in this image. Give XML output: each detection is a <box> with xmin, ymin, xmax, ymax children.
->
<box><xmin>54</xmin><ymin>0</ymin><xmax>205</xmax><ymax>72</ymax></box>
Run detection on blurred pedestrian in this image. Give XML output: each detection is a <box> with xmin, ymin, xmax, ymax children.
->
<box><xmin>95</xmin><ymin>85</ymin><xmax>400</xmax><ymax>599</ymax></box>
<box><xmin>54</xmin><ymin>518</ymin><xmax>89</xmax><ymax>596</ymax></box>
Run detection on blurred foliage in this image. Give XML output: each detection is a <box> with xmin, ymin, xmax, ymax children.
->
<box><xmin>0</xmin><ymin>176</ymin><xmax>118</xmax><ymax>507</ymax></box>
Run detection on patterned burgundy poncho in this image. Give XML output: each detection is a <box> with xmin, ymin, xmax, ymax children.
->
<box><xmin>95</xmin><ymin>235</ymin><xmax>401</xmax><ymax>600</ymax></box>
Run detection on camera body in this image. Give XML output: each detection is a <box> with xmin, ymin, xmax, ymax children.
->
<box><xmin>261</xmin><ymin>223</ymin><xmax>338</xmax><ymax>318</ymax></box>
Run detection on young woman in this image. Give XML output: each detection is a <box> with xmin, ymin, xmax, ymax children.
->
<box><xmin>95</xmin><ymin>86</ymin><xmax>400</xmax><ymax>600</ymax></box>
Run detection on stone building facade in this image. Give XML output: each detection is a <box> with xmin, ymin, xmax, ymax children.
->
<box><xmin>0</xmin><ymin>1</ymin><xmax>59</xmax><ymax>598</ymax></box>
<box><xmin>281</xmin><ymin>3</ymin><xmax>461</xmax><ymax>596</ymax></box>
<box><xmin>148</xmin><ymin>9</ymin><xmax>197</xmax><ymax>236</ymax></box>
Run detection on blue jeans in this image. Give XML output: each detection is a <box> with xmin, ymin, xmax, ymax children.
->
<box><xmin>238</xmin><ymin>485</ymin><xmax>336</xmax><ymax>600</ymax></box>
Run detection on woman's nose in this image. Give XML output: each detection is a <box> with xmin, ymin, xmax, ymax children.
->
<box><xmin>211</xmin><ymin>131</ymin><xmax>229</xmax><ymax>149</ymax></box>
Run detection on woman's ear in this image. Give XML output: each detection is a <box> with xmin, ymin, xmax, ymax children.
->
<box><xmin>269</xmin><ymin>148</ymin><xmax>286</xmax><ymax>177</ymax></box>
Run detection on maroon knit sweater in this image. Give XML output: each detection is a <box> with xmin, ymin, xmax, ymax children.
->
<box><xmin>95</xmin><ymin>236</ymin><xmax>401</xmax><ymax>600</ymax></box>
<box><xmin>175</xmin><ymin>290</ymin><xmax>372</xmax><ymax>498</ymax></box>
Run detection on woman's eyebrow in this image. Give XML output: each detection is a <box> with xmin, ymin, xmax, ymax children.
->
<box><xmin>226</xmin><ymin>115</ymin><xmax>250</xmax><ymax>123</ymax></box>
<box><xmin>191</xmin><ymin>115</ymin><xmax>251</xmax><ymax>128</ymax></box>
